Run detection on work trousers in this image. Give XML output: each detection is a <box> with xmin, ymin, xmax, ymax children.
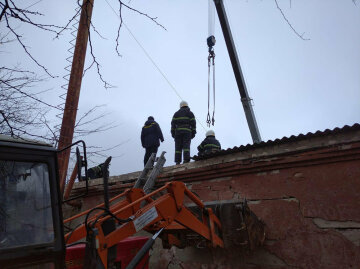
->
<box><xmin>144</xmin><ymin>146</ymin><xmax>158</xmax><ymax>166</ymax></box>
<box><xmin>174</xmin><ymin>132</ymin><xmax>191</xmax><ymax>164</ymax></box>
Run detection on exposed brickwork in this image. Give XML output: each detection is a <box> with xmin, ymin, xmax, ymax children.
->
<box><xmin>155</xmin><ymin>159</ymin><xmax>359</xmax><ymax>268</ymax></box>
<box><xmin>66</xmin><ymin>127</ymin><xmax>360</xmax><ymax>268</ymax></box>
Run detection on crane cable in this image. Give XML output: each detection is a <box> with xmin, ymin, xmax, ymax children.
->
<box><xmin>207</xmin><ymin>0</ymin><xmax>216</xmax><ymax>128</ymax></box>
<box><xmin>103</xmin><ymin>0</ymin><xmax>207</xmax><ymax>132</ymax></box>
<box><xmin>207</xmin><ymin>49</ymin><xmax>215</xmax><ymax>127</ymax></box>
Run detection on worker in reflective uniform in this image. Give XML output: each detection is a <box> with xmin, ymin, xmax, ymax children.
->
<box><xmin>141</xmin><ymin>116</ymin><xmax>164</xmax><ymax>166</ymax></box>
<box><xmin>171</xmin><ymin>101</ymin><xmax>196</xmax><ymax>164</ymax></box>
<box><xmin>197</xmin><ymin>130</ymin><xmax>221</xmax><ymax>156</ymax></box>
<box><xmin>87</xmin><ymin>163</ymin><xmax>104</xmax><ymax>179</ymax></box>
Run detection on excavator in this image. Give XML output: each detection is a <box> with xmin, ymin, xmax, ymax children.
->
<box><xmin>0</xmin><ymin>136</ymin><xmax>264</xmax><ymax>269</ymax></box>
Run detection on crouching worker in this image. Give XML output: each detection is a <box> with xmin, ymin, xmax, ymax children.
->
<box><xmin>82</xmin><ymin>163</ymin><xmax>104</xmax><ymax>180</ymax></box>
<box><xmin>141</xmin><ymin>116</ymin><xmax>164</xmax><ymax>166</ymax></box>
<box><xmin>197</xmin><ymin>130</ymin><xmax>221</xmax><ymax>156</ymax></box>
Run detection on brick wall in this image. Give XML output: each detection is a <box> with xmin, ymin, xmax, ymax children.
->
<box><xmin>67</xmin><ymin>127</ymin><xmax>360</xmax><ymax>268</ymax></box>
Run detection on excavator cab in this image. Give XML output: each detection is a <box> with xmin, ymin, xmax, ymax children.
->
<box><xmin>0</xmin><ymin>135</ymin><xmax>87</xmax><ymax>269</ymax></box>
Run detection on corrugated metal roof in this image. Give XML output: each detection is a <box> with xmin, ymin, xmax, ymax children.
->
<box><xmin>192</xmin><ymin>123</ymin><xmax>360</xmax><ymax>161</ymax></box>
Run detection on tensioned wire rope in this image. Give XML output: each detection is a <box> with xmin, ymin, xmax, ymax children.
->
<box><xmin>104</xmin><ymin>0</ymin><xmax>206</xmax><ymax>132</ymax></box>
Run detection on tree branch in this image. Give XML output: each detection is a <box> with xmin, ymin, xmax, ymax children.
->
<box><xmin>0</xmin><ymin>0</ymin><xmax>9</xmax><ymax>21</ymax></box>
<box><xmin>0</xmin><ymin>109</ymin><xmax>14</xmax><ymax>136</ymax></box>
<box><xmin>274</xmin><ymin>0</ymin><xmax>310</xmax><ymax>41</ymax></box>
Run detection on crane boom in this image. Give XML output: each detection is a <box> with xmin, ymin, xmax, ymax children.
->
<box><xmin>214</xmin><ymin>0</ymin><xmax>262</xmax><ymax>143</ymax></box>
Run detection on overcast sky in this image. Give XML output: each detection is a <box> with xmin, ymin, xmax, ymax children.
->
<box><xmin>1</xmin><ymin>0</ymin><xmax>360</xmax><ymax>176</ymax></box>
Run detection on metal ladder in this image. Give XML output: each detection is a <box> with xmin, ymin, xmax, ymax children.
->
<box><xmin>134</xmin><ymin>151</ymin><xmax>166</xmax><ymax>194</ymax></box>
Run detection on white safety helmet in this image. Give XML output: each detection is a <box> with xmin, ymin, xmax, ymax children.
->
<box><xmin>206</xmin><ymin>130</ymin><xmax>215</xmax><ymax>137</ymax></box>
<box><xmin>180</xmin><ymin>100</ymin><xmax>188</xmax><ymax>108</ymax></box>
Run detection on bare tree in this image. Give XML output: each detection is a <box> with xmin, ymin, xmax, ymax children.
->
<box><xmin>0</xmin><ymin>0</ymin><xmax>66</xmax><ymax>77</ymax></box>
<box><xmin>0</xmin><ymin>0</ymin><xmax>165</xmax><ymax>86</ymax></box>
<box><xmin>0</xmin><ymin>0</ymin><xmax>165</xmax><ymax>128</ymax></box>
<box><xmin>0</xmin><ymin>66</ymin><xmax>53</xmax><ymax>140</ymax></box>
<box><xmin>80</xmin><ymin>0</ymin><xmax>166</xmax><ymax>88</ymax></box>
<box><xmin>0</xmin><ymin>67</ymin><xmax>124</xmax><ymax>188</ymax></box>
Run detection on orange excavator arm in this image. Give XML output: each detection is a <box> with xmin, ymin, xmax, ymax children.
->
<box><xmin>64</xmin><ymin>188</ymin><xmax>146</xmax><ymax>244</ymax></box>
<box><xmin>64</xmin><ymin>181</ymin><xmax>224</xmax><ymax>268</ymax></box>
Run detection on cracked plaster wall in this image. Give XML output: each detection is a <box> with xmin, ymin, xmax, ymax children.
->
<box><xmin>150</xmin><ymin>154</ymin><xmax>360</xmax><ymax>268</ymax></box>
<box><xmin>67</xmin><ymin>132</ymin><xmax>360</xmax><ymax>268</ymax></box>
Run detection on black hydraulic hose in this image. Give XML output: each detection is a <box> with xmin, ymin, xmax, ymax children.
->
<box><xmin>125</xmin><ymin>228</ymin><xmax>164</xmax><ymax>269</ymax></box>
<box><xmin>84</xmin><ymin>207</ymin><xmax>131</xmax><ymax>231</ymax></box>
<box><xmin>66</xmin><ymin>241</ymin><xmax>88</xmax><ymax>248</ymax></box>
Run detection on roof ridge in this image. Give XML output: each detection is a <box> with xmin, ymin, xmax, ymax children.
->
<box><xmin>193</xmin><ymin>123</ymin><xmax>360</xmax><ymax>161</ymax></box>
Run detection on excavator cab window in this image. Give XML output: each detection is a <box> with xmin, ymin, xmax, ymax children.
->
<box><xmin>0</xmin><ymin>161</ymin><xmax>54</xmax><ymax>250</ymax></box>
<box><xmin>0</xmin><ymin>136</ymin><xmax>65</xmax><ymax>269</ymax></box>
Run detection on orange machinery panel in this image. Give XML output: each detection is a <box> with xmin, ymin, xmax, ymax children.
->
<box><xmin>65</xmin><ymin>236</ymin><xmax>149</xmax><ymax>269</ymax></box>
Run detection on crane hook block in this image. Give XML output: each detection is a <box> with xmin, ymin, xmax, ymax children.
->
<box><xmin>207</xmin><ymin>35</ymin><xmax>216</xmax><ymax>49</ymax></box>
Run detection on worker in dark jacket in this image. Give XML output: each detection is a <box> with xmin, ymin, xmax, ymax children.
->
<box><xmin>171</xmin><ymin>101</ymin><xmax>196</xmax><ymax>164</ymax></box>
<box><xmin>141</xmin><ymin>116</ymin><xmax>164</xmax><ymax>166</ymax></box>
<box><xmin>197</xmin><ymin>130</ymin><xmax>221</xmax><ymax>156</ymax></box>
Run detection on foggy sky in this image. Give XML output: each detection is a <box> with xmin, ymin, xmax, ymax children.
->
<box><xmin>1</xmin><ymin>0</ymin><xmax>359</xmax><ymax>176</ymax></box>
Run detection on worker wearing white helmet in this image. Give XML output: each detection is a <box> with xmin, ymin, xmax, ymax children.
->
<box><xmin>197</xmin><ymin>129</ymin><xmax>221</xmax><ymax>156</ymax></box>
<box><xmin>179</xmin><ymin>100</ymin><xmax>188</xmax><ymax>108</ymax></box>
<box><xmin>171</xmin><ymin>101</ymin><xmax>196</xmax><ymax>164</ymax></box>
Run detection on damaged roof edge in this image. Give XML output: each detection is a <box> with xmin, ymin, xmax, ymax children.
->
<box><xmin>193</xmin><ymin>123</ymin><xmax>360</xmax><ymax>161</ymax></box>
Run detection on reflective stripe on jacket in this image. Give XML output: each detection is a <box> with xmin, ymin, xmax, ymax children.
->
<box><xmin>141</xmin><ymin>120</ymin><xmax>164</xmax><ymax>148</ymax></box>
<box><xmin>171</xmin><ymin>107</ymin><xmax>196</xmax><ymax>136</ymax></box>
<box><xmin>197</xmin><ymin>136</ymin><xmax>221</xmax><ymax>154</ymax></box>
